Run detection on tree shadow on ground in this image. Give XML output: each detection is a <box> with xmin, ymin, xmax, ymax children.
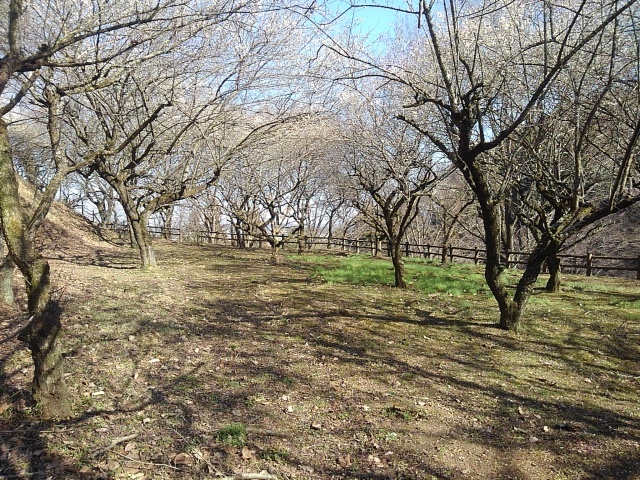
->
<box><xmin>3</xmin><ymin>242</ymin><xmax>639</xmax><ymax>479</ymax></box>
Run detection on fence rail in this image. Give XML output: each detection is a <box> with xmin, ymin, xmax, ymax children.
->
<box><xmin>100</xmin><ymin>223</ymin><xmax>640</xmax><ymax>280</ymax></box>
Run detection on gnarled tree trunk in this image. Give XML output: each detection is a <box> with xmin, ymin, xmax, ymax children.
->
<box><xmin>545</xmin><ymin>253</ymin><xmax>561</xmax><ymax>292</ymax></box>
<box><xmin>128</xmin><ymin>214</ymin><xmax>157</xmax><ymax>268</ymax></box>
<box><xmin>387</xmin><ymin>236</ymin><xmax>407</xmax><ymax>289</ymax></box>
<box><xmin>0</xmin><ymin>119</ymin><xmax>69</xmax><ymax>418</ymax></box>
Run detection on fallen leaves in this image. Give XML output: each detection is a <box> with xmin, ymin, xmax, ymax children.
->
<box><xmin>337</xmin><ymin>453</ymin><xmax>351</xmax><ymax>468</ymax></box>
<box><xmin>241</xmin><ymin>446</ymin><xmax>255</xmax><ymax>461</ymax></box>
<box><xmin>171</xmin><ymin>452</ymin><xmax>194</xmax><ymax>466</ymax></box>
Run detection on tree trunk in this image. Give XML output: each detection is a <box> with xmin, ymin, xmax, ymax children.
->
<box><xmin>545</xmin><ymin>253</ymin><xmax>561</xmax><ymax>292</ymax></box>
<box><xmin>479</xmin><ymin>199</ymin><xmax>517</xmax><ymax>330</ymax></box>
<box><xmin>18</xmin><ymin>300</ymin><xmax>69</xmax><ymax>418</ymax></box>
<box><xmin>389</xmin><ymin>239</ymin><xmax>407</xmax><ymax>289</ymax></box>
<box><xmin>269</xmin><ymin>239</ymin><xmax>279</xmax><ymax>263</ymax></box>
<box><xmin>499</xmin><ymin>243</ymin><xmax>552</xmax><ymax>332</ymax></box>
<box><xmin>0</xmin><ymin>236</ymin><xmax>14</xmax><ymax>304</ymax></box>
<box><xmin>297</xmin><ymin>224</ymin><xmax>306</xmax><ymax>255</ymax></box>
<box><xmin>0</xmin><ymin>119</ymin><xmax>69</xmax><ymax>417</ymax></box>
<box><xmin>129</xmin><ymin>216</ymin><xmax>157</xmax><ymax>268</ymax></box>
<box><xmin>498</xmin><ymin>301</ymin><xmax>522</xmax><ymax>332</ymax></box>
<box><xmin>162</xmin><ymin>205</ymin><xmax>174</xmax><ymax>240</ymax></box>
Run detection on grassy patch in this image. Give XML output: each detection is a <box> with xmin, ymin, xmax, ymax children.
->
<box><xmin>299</xmin><ymin>254</ymin><xmax>490</xmax><ymax>295</ymax></box>
<box><xmin>216</xmin><ymin>423</ymin><xmax>247</xmax><ymax>448</ymax></box>
<box><xmin>261</xmin><ymin>446</ymin><xmax>291</xmax><ymax>462</ymax></box>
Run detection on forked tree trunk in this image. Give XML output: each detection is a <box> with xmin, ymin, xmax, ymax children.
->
<box><xmin>498</xmin><ymin>301</ymin><xmax>522</xmax><ymax>332</ymax></box>
<box><xmin>496</xmin><ymin>242</ymin><xmax>554</xmax><ymax>332</ymax></box>
<box><xmin>0</xmin><ymin>119</ymin><xmax>69</xmax><ymax>417</ymax></box>
<box><xmin>479</xmin><ymin>200</ymin><xmax>520</xmax><ymax>330</ymax></box>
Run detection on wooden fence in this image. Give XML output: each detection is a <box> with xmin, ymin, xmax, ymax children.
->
<box><xmin>102</xmin><ymin>223</ymin><xmax>640</xmax><ymax>280</ymax></box>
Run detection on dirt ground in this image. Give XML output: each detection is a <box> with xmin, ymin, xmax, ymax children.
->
<box><xmin>1</xmin><ymin>228</ymin><xmax>639</xmax><ymax>479</ymax></box>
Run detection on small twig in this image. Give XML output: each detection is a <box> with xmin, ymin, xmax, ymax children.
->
<box><xmin>110</xmin><ymin>450</ymin><xmax>180</xmax><ymax>471</ymax></box>
<box><xmin>245</xmin><ymin>427</ymin><xmax>292</xmax><ymax>438</ymax></box>
<box><xmin>0</xmin><ymin>316</ymin><xmax>33</xmax><ymax>345</ymax></box>
<box><xmin>192</xmin><ymin>448</ymin><xmax>223</xmax><ymax>475</ymax></box>
<box><xmin>90</xmin><ymin>433</ymin><xmax>138</xmax><ymax>458</ymax></box>
<box><xmin>218</xmin><ymin>474</ymin><xmax>278</xmax><ymax>480</ymax></box>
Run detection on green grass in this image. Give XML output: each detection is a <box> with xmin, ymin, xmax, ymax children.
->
<box><xmin>216</xmin><ymin>423</ymin><xmax>247</xmax><ymax>448</ymax></box>
<box><xmin>261</xmin><ymin>446</ymin><xmax>291</xmax><ymax>462</ymax></box>
<box><xmin>299</xmin><ymin>254</ymin><xmax>490</xmax><ymax>296</ymax></box>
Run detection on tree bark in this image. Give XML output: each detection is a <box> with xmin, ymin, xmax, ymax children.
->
<box><xmin>545</xmin><ymin>253</ymin><xmax>561</xmax><ymax>292</ymax></box>
<box><xmin>476</xmin><ymin>198</ymin><xmax>518</xmax><ymax>330</ymax></box>
<box><xmin>161</xmin><ymin>205</ymin><xmax>174</xmax><ymax>240</ymax></box>
<box><xmin>128</xmin><ymin>214</ymin><xmax>157</xmax><ymax>268</ymax></box>
<box><xmin>18</xmin><ymin>300</ymin><xmax>69</xmax><ymax>418</ymax></box>
<box><xmin>389</xmin><ymin>238</ymin><xmax>407</xmax><ymax>289</ymax></box>
<box><xmin>0</xmin><ymin>236</ymin><xmax>14</xmax><ymax>304</ymax></box>
<box><xmin>497</xmin><ymin>240</ymin><xmax>555</xmax><ymax>331</ymax></box>
<box><xmin>0</xmin><ymin>119</ymin><xmax>69</xmax><ymax>418</ymax></box>
<box><xmin>297</xmin><ymin>225</ymin><xmax>306</xmax><ymax>255</ymax></box>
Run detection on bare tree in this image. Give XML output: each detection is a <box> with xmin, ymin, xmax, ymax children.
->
<box><xmin>331</xmin><ymin>0</ymin><xmax>639</xmax><ymax>329</ymax></box>
<box><xmin>0</xmin><ymin>0</ymin><xmax>249</xmax><ymax>417</ymax></box>
<box><xmin>340</xmin><ymin>90</ymin><xmax>443</xmax><ymax>288</ymax></box>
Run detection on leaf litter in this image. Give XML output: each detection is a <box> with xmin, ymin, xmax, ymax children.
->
<box><xmin>0</xmin><ymin>236</ymin><xmax>638</xmax><ymax>479</ymax></box>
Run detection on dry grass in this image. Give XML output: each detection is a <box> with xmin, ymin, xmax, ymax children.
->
<box><xmin>1</xmin><ymin>239</ymin><xmax>639</xmax><ymax>480</ymax></box>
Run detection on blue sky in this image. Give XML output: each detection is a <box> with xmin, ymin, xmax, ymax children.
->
<box><xmin>332</xmin><ymin>1</ymin><xmax>415</xmax><ymax>40</ymax></box>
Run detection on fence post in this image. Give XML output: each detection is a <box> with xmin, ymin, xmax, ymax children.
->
<box><xmin>425</xmin><ymin>244</ymin><xmax>430</xmax><ymax>260</ymax></box>
<box><xmin>505</xmin><ymin>251</ymin><xmax>511</xmax><ymax>269</ymax></box>
<box><xmin>355</xmin><ymin>241</ymin><xmax>360</xmax><ymax>254</ymax></box>
<box><xmin>586</xmin><ymin>252</ymin><xmax>593</xmax><ymax>277</ymax></box>
<box><xmin>449</xmin><ymin>244</ymin><xmax>454</xmax><ymax>263</ymax></box>
<box><xmin>441</xmin><ymin>245</ymin><xmax>447</xmax><ymax>263</ymax></box>
<box><xmin>474</xmin><ymin>247</ymin><xmax>479</xmax><ymax>264</ymax></box>
<box><xmin>405</xmin><ymin>242</ymin><xmax>410</xmax><ymax>257</ymax></box>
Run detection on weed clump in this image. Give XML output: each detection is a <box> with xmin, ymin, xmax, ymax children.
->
<box><xmin>216</xmin><ymin>423</ymin><xmax>247</xmax><ymax>447</ymax></box>
<box><xmin>262</xmin><ymin>446</ymin><xmax>290</xmax><ymax>462</ymax></box>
